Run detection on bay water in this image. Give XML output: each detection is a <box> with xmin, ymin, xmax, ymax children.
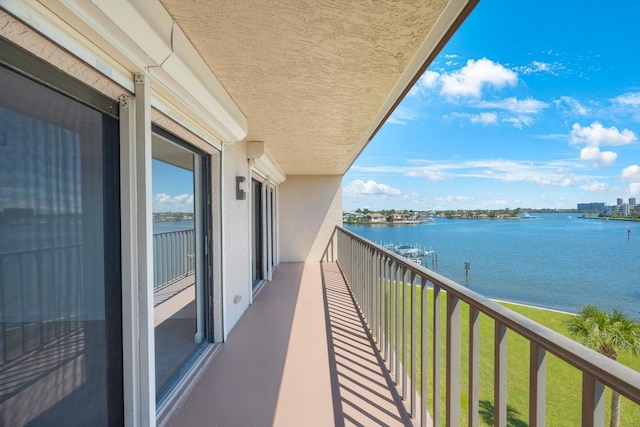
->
<box><xmin>346</xmin><ymin>213</ymin><xmax>640</xmax><ymax>319</ymax></box>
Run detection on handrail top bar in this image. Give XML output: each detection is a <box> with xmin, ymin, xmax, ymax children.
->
<box><xmin>336</xmin><ymin>225</ymin><xmax>640</xmax><ymax>404</ymax></box>
<box><xmin>153</xmin><ymin>229</ymin><xmax>194</xmax><ymax>236</ymax></box>
<box><xmin>0</xmin><ymin>243</ymin><xmax>82</xmax><ymax>257</ymax></box>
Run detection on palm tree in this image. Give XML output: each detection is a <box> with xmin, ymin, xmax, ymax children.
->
<box><xmin>565</xmin><ymin>305</ymin><xmax>640</xmax><ymax>427</ymax></box>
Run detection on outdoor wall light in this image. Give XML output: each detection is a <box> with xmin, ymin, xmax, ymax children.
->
<box><xmin>236</xmin><ymin>176</ymin><xmax>247</xmax><ymax>200</ymax></box>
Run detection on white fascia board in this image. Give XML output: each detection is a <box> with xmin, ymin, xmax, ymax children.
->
<box><xmin>151</xmin><ymin>92</ymin><xmax>223</xmax><ymax>152</ymax></box>
<box><xmin>89</xmin><ymin>0</ymin><xmax>172</xmax><ymax>65</ymax></box>
<box><xmin>40</xmin><ymin>0</ymin><xmax>248</xmax><ymax>142</ymax></box>
<box><xmin>88</xmin><ymin>0</ymin><xmax>248</xmax><ymax>142</ymax></box>
<box><xmin>4</xmin><ymin>0</ymin><xmax>135</xmax><ymax>92</ymax></box>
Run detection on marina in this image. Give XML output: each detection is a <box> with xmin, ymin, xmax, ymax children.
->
<box><xmin>346</xmin><ymin>212</ymin><xmax>640</xmax><ymax>319</ymax></box>
<box><xmin>381</xmin><ymin>242</ymin><xmax>439</xmax><ymax>269</ymax></box>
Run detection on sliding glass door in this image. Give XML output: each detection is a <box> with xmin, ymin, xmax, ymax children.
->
<box><xmin>0</xmin><ymin>60</ymin><xmax>122</xmax><ymax>425</ymax></box>
<box><xmin>152</xmin><ymin>129</ymin><xmax>211</xmax><ymax>401</ymax></box>
<box><xmin>251</xmin><ymin>178</ymin><xmax>263</xmax><ymax>289</ymax></box>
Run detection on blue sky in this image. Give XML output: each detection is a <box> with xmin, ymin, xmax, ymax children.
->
<box><xmin>343</xmin><ymin>0</ymin><xmax>640</xmax><ymax>211</ymax></box>
<box><xmin>152</xmin><ymin>159</ymin><xmax>194</xmax><ymax>213</ymax></box>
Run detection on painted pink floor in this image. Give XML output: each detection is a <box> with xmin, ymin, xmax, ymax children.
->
<box><xmin>161</xmin><ymin>262</ymin><xmax>418</xmax><ymax>426</ymax></box>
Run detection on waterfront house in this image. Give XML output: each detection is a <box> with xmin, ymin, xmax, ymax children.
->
<box><xmin>365</xmin><ymin>212</ymin><xmax>388</xmax><ymax>223</ymax></box>
<box><xmin>393</xmin><ymin>213</ymin><xmax>408</xmax><ymax>222</ymax></box>
<box><xmin>1</xmin><ymin>1</ymin><xmax>638</xmax><ymax>426</ymax></box>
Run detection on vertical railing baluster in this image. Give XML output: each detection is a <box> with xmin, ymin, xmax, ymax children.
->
<box><xmin>469</xmin><ymin>306</ymin><xmax>480</xmax><ymax>427</ymax></box>
<box><xmin>388</xmin><ymin>261</ymin><xmax>396</xmax><ymax>370</ymax></box>
<box><xmin>446</xmin><ymin>294</ymin><xmax>461</xmax><ymax>426</ymax></box>
<box><xmin>402</xmin><ymin>270</ymin><xmax>411</xmax><ymax>401</ymax></box>
<box><xmin>379</xmin><ymin>256</ymin><xmax>385</xmax><ymax>356</ymax></box>
<box><xmin>410</xmin><ymin>267</ymin><xmax>417</xmax><ymax>417</ymax></box>
<box><xmin>529</xmin><ymin>342</ymin><xmax>546</xmax><ymax>427</ymax></box>
<box><xmin>364</xmin><ymin>246</ymin><xmax>369</xmax><ymax>316</ymax></box>
<box><xmin>582</xmin><ymin>373</ymin><xmax>605</xmax><ymax>427</ymax></box>
<box><xmin>395</xmin><ymin>264</ymin><xmax>403</xmax><ymax>385</ymax></box>
<box><xmin>383</xmin><ymin>259</ymin><xmax>390</xmax><ymax>363</ymax></box>
<box><xmin>372</xmin><ymin>252</ymin><xmax>379</xmax><ymax>342</ymax></box>
<box><xmin>494</xmin><ymin>321</ymin><xmax>507</xmax><ymax>427</ymax></box>
<box><xmin>433</xmin><ymin>285</ymin><xmax>441</xmax><ymax>426</ymax></box>
<box><xmin>420</xmin><ymin>276</ymin><xmax>428</xmax><ymax>427</ymax></box>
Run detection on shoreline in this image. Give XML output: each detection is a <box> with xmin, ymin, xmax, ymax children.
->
<box><xmin>492</xmin><ymin>298</ymin><xmax>576</xmax><ymax>316</ymax></box>
<box><xmin>580</xmin><ymin>216</ymin><xmax>640</xmax><ymax>222</ymax></box>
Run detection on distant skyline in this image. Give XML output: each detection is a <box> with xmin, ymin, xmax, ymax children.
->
<box><xmin>343</xmin><ymin>0</ymin><xmax>640</xmax><ymax>211</ymax></box>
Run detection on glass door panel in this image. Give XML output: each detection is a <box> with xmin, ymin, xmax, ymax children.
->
<box><xmin>0</xmin><ymin>64</ymin><xmax>121</xmax><ymax>426</ymax></box>
<box><xmin>152</xmin><ymin>133</ymin><xmax>208</xmax><ymax>400</ymax></box>
<box><xmin>251</xmin><ymin>179</ymin><xmax>263</xmax><ymax>288</ymax></box>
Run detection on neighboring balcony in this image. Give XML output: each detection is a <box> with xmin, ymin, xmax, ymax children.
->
<box><xmin>163</xmin><ymin>227</ymin><xmax>640</xmax><ymax>427</ymax></box>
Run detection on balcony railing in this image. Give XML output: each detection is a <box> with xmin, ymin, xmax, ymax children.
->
<box><xmin>324</xmin><ymin>226</ymin><xmax>640</xmax><ymax>427</ymax></box>
<box><xmin>153</xmin><ymin>229</ymin><xmax>195</xmax><ymax>289</ymax></box>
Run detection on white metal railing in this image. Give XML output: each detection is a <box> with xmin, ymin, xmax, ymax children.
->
<box><xmin>323</xmin><ymin>226</ymin><xmax>640</xmax><ymax>427</ymax></box>
<box><xmin>153</xmin><ymin>229</ymin><xmax>195</xmax><ymax>289</ymax></box>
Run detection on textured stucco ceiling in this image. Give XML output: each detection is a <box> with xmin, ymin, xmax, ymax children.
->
<box><xmin>159</xmin><ymin>0</ymin><xmax>473</xmax><ymax>176</ymax></box>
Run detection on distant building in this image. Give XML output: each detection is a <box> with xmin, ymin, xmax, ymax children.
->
<box><xmin>617</xmin><ymin>198</ymin><xmax>623</xmax><ymax>206</ymax></box>
<box><xmin>630</xmin><ymin>197</ymin><xmax>637</xmax><ymax>206</ymax></box>
<box><xmin>364</xmin><ymin>213</ymin><xmax>386</xmax><ymax>223</ymax></box>
<box><xmin>577</xmin><ymin>202</ymin><xmax>605</xmax><ymax>212</ymax></box>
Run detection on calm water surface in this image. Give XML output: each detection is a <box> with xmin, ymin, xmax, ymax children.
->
<box><xmin>346</xmin><ymin>213</ymin><xmax>640</xmax><ymax>319</ymax></box>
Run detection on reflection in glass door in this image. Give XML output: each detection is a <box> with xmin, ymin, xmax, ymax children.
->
<box><xmin>0</xmin><ymin>62</ymin><xmax>122</xmax><ymax>426</ymax></box>
<box><xmin>152</xmin><ymin>131</ymin><xmax>210</xmax><ymax>400</ymax></box>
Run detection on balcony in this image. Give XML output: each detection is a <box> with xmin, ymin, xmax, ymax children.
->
<box><xmin>162</xmin><ymin>227</ymin><xmax>640</xmax><ymax>426</ymax></box>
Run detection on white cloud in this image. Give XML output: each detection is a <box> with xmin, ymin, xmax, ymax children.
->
<box><xmin>579</xmin><ymin>181</ymin><xmax>609</xmax><ymax>191</ymax></box>
<box><xmin>449</xmin><ymin>112</ymin><xmax>498</xmax><ymax>126</ymax></box>
<box><xmin>153</xmin><ymin>193</ymin><xmax>194</xmax><ymax>212</ymax></box>
<box><xmin>554</xmin><ymin>96</ymin><xmax>589</xmax><ymax>116</ymax></box>
<box><xmin>387</xmin><ymin>106</ymin><xmax>418</xmax><ymax>125</ymax></box>
<box><xmin>477</xmin><ymin>97</ymin><xmax>548</xmax><ymax>114</ymax></box>
<box><xmin>470</xmin><ymin>112</ymin><xmax>498</xmax><ymax>125</ymax></box>
<box><xmin>434</xmin><ymin>195</ymin><xmax>470</xmax><ymax>203</ymax></box>
<box><xmin>440</xmin><ymin>58</ymin><xmax>517</xmax><ymax>98</ymax></box>
<box><xmin>570</xmin><ymin>122</ymin><xmax>637</xmax><ymax>147</ymax></box>
<box><xmin>517</xmin><ymin>61</ymin><xmax>551</xmax><ymax>74</ymax></box>
<box><xmin>406</xmin><ymin>169</ymin><xmax>448</xmax><ymax>180</ymax></box>
<box><xmin>403</xmin><ymin>191</ymin><xmax>426</xmax><ymax>206</ymax></box>
<box><xmin>630</xmin><ymin>182</ymin><xmax>640</xmax><ymax>194</ymax></box>
<box><xmin>356</xmin><ymin>158</ymin><xmax>585</xmax><ymax>188</ymax></box>
<box><xmin>611</xmin><ymin>92</ymin><xmax>640</xmax><ymax>107</ymax></box>
<box><xmin>409</xmin><ymin>70</ymin><xmax>440</xmax><ymax>97</ymax></box>
<box><xmin>472</xmin><ymin>97</ymin><xmax>547</xmax><ymax>129</ymax></box>
<box><xmin>343</xmin><ymin>179</ymin><xmax>402</xmax><ymax>197</ymax></box>
<box><xmin>516</xmin><ymin>60</ymin><xmax>565</xmax><ymax>76</ymax></box>
<box><xmin>502</xmin><ymin>116</ymin><xmax>534</xmax><ymax>129</ymax></box>
<box><xmin>621</xmin><ymin>164</ymin><xmax>640</xmax><ymax>182</ymax></box>
<box><xmin>579</xmin><ymin>146</ymin><xmax>617</xmax><ymax>166</ymax></box>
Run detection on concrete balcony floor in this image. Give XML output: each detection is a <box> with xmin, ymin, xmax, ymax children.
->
<box><xmin>162</xmin><ymin>262</ymin><xmax>415</xmax><ymax>426</ymax></box>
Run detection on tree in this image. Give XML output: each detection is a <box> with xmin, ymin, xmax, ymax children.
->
<box><xmin>565</xmin><ymin>306</ymin><xmax>640</xmax><ymax>427</ymax></box>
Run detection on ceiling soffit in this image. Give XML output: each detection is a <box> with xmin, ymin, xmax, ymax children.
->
<box><xmin>159</xmin><ymin>0</ymin><xmax>470</xmax><ymax>175</ymax></box>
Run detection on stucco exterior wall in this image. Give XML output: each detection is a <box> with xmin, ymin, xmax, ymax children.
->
<box><xmin>279</xmin><ymin>175</ymin><xmax>342</xmax><ymax>262</ymax></box>
<box><xmin>221</xmin><ymin>141</ymin><xmax>252</xmax><ymax>337</ymax></box>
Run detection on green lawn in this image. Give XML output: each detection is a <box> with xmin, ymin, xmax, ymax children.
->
<box><xmin>381</xmin><ymin>284</ymin><xmax>640</xmax><ymax>426</ymax></box>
